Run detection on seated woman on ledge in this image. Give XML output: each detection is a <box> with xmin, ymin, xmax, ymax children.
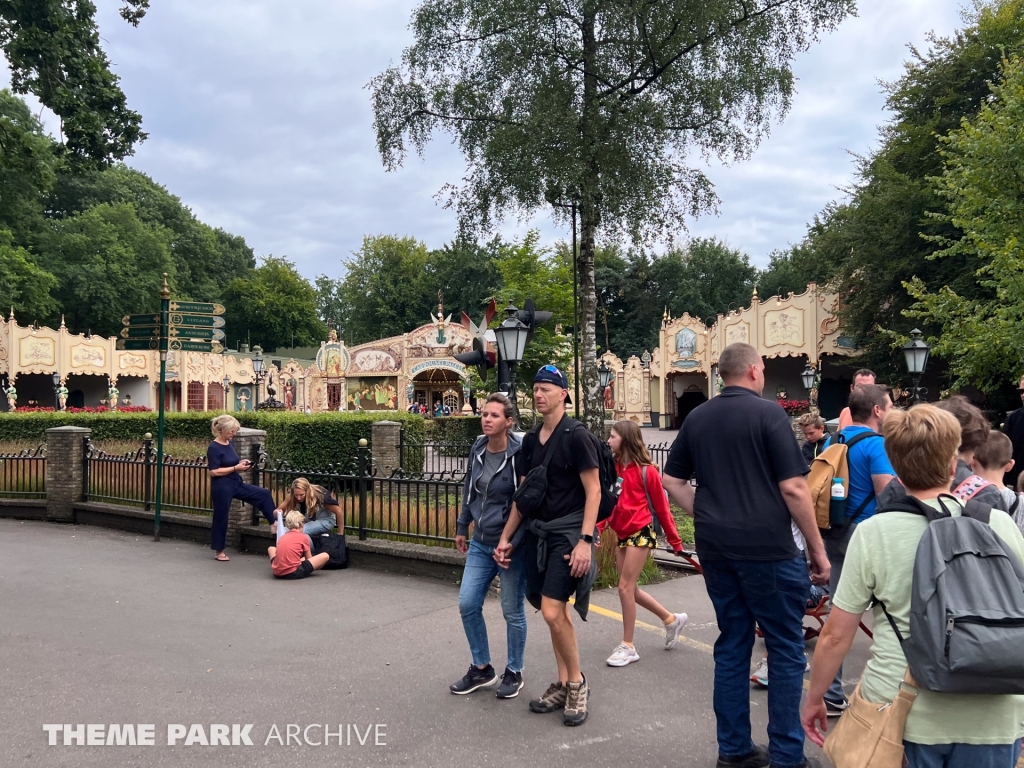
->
<box><xmin>273</xmin><ymin>478</ymin><xmax>342</xmax><ymax>536</ymax></box>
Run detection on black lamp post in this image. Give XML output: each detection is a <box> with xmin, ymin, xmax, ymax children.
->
<box><xmin>903</xmin><ymin>329</ymin><xmax>931</xmax><ymax>403</ymax></box>
<box><xmin>493</xmin><ymin>302</ymin><xmax>530</xmax><ymax>420</ymax></box>
<box><xmin>252</xmin><ymin>347</ymin><xmax>265</xmax><ymax>406</ymax></box>
<box><xmin>598</xmin><ymin>360</ymin><xmax>614</xmax><ymax>390</ymax></box>
<box><xmin>801</xmin><ymin>362</ymin><xmax>817</xmax><ymax>414</ymax></box>
<box><xmin>51</xmin><ymin>372</ymin><xmax>61</xmax><ymax>411</ymax></box>
<box><xmin>222</xmin><ymin>375</ymin><xmax>231</xmax><ymax>410</ymax></box>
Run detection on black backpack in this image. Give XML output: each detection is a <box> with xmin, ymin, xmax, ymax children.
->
<box><xmin>512</xmin><ymin>416</ymin><xmax>618</xmax><ymax>521</ymax></box>
<box><xmin>309</xmin><ymin>532</ymin><xmax>348</xmax><ymax>570</ymax></box>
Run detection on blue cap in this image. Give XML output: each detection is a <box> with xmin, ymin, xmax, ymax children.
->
<box><xmin>533</xmin><ymin>365</ymin><xmax>571</xmax><ymax>403</ymax></box>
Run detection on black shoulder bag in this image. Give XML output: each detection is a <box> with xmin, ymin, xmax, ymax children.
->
<box><xmin>512</xmin><ymin>416</ymin><xmax>569</xmax><ymax>516</ymax></box>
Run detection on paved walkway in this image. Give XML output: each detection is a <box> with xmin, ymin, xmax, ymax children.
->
<box><xmin>0</xmin><ymin>519</ymin><xmax>871</xmax><ymax>767</ymax></box>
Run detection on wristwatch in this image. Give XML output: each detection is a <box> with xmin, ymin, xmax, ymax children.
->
<box><xmin>579</xmin><ymin>533</ymin><xmax>594</xmax><ymax>544</ymax></box>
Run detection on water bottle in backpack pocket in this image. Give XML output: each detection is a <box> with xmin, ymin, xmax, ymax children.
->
<box><xmin>829</xmin><ymin>478</ymin><xmax>847</xmax><ymax>527</ymax></box>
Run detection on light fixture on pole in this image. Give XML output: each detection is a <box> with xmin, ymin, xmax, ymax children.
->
<box><xmin>52</xmin><ymin>371</ymin><xmax>61</xmax><ymax>411</ymax></box>
<box><xmin>598</xmin><ymin>360</ymin><xmax>614</xmax><ymax>389</ymax></box>
<box><xmin>903</xmin><ymin>329</ymin><xmax>931</xmax><ymax>403</ymax></box>
<box><xmin>222</xmin><ymin>375</ymin><xmax>231</xmax><ymax>409</ymax></box>
<box><xmin>493</xmin><ymin>302</ymin><xmax>530</xmax><ymax>416</ymax></box>
<box><xmin>251</xmin><ymin>347</ymin><xmax>265</xmax><ymax>406</ymax></box>
<box><xmin>801</xmin><ymin>361</ymin><xmax>818</xmax><ymax>415</ymax></box>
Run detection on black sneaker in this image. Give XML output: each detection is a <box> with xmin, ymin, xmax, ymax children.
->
<box><xmin>717</xmin><ymin>746</ymin><xmax>770</xmax><ymax>768</ymax></box>
<box><xmin>495</xmin><ymin>668</ymin><xmax>524</xmax><ymax>699</ymax></box>
<box><xmin>449</xmin><ymin>664</ymin><xmax>497</xmax><ymax>695</ymax></box>
<box><xmin>825</xmin><ymin>697</ymin><xmax>849</xmax><ymax>717</ymax></box>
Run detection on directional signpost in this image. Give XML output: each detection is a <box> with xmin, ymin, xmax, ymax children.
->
<box><xmin>120</xmin><ymin>275</ymin><xmax>226</xmax><ymax>540</ymax></box>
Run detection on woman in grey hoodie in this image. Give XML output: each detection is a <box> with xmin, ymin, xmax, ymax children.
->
<box><xmin>449</xmin><ymin>393</ymin><xmax>528</xmax><ymax>700</ymax></box>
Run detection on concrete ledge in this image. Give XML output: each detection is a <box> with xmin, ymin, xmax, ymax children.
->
<box><xmin>238</xmin><ymin>525</ymin><xmax>466</xmax><ymax>584</ymax></box>
<box><xmin>0</xmin><ymin>498</ymin><xmax>48</xmax><ymax>520</ymax></box>
<box><xmin>73</xmin><ymin>502</ymin><xmax>211</xmax><ymax>544</ymax></box>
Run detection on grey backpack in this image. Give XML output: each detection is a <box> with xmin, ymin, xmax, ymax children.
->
<box><xmin>876</xmin><ymin>494</ymin><xmax>1024</xmax><ymax>694</ymax></box>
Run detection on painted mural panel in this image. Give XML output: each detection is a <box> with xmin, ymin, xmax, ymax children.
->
<box><xmin>346</xmin><ymin>377</ymin><xmax>398</xmax><ymax>410</ymax></box>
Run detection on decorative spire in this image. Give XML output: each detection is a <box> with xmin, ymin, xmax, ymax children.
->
<box><xmin>7</xmin><ymin>307</ymin><xmax>13</xmax><ymax>322</ymax></box>
<box><xmin>59</xmin><ymin>315</ymin><xmax>66</xmax><ymax>330</ymax></box>
<box><xmin>752</xmin><ymin>286</ymin><xmax>759</xmax><ymax>300</ymax></box>
<box><xmin>160</xmin><ymin>273</ymin><xmax>170</xmax><ymax>300</ymax></box>
<box><xmin>437</xmin><ymin>289</ymin><xmax>444</xmax><ymax>321</ymax></box>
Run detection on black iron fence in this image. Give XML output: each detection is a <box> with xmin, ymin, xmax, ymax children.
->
<box><xmin>398</xmin><ymin>432</ymin><xmax>475</xmax><ymax>477</ymax></box>
<box><xmin>647</xmin><ymin>442</ymin><xmax>673</xmax><ymax>472</ymax></box>
<box><xmin>83</xmin><ymin>438</ymin><xmax>213</xmax><ymax>515</ymax></box>
<box><xmin>254</xmin><ymin>444</ymin><xmax>463</xmax><ymax>545</ymax></box>
<box><xmin>0</xmin><ymin>444</ymin><xmax>46</xmax><ymax>499</ymax></box>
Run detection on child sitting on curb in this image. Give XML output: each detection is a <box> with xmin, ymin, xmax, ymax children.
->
<box><xmin>268</xmin><ymin>510</ymin><xmax>330</xmax><ymax>580</ymax></box>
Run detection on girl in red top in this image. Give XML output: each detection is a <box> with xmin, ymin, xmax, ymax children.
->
<box><xmin>598</xmin><ymin>420</ymin><xmax>689</xmax><ymax>667</ymax></box>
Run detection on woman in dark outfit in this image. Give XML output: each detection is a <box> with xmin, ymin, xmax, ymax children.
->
<box><xmin>207</xmin><ymin>415</ymin><xmax>277</xmax><ymax>561</ymax></box>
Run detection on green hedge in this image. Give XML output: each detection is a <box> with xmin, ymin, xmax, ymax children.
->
<box><xmin>0</xmin><ymin>411</ymin><xmax>426</xmax><ymax>470</ymax></box>
<box><xmin>428</xmin><ymin>416</ymin><xmax>482</xmax><ymax>444</ymax></box>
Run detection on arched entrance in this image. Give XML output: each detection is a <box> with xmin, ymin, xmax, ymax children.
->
<box><xmin>412</xmin><ymin>368</ymin><xmax>464</xmax><ymax>415</ymax></box>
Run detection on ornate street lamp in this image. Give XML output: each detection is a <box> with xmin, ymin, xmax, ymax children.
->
<box><xmin>251</xmin><ymin>347</ymin><xmax>265</xmax><ymax>405</ymax></box>
<box><xmin>493</xmin><ymin>302</ymin><xmax>530</xmax><ymax>418</ymax></box>
<box><xmin>903</xmin><ymin>329</ymin><xmax>931</xmax><ymax>403</ymax></box>
<box><xmin>598</xmin><ymin>360</ymin><xmax>614</xmax><ymax>389</ymax></box>
<box><xmin>222</xmin><ymin>375</ymin><xmax>231</xmax><ymax>410</ymax></box>
<box><xmin>52</xmin><ymin>371</ymin><xmax>61</xmax><ymax>411</ymax></box>
<box><xmin>801</xmin><ymin>362</ymin><xmax>818</xmax><ymax>416</ymax></box>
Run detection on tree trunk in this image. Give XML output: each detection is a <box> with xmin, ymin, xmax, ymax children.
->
<box><xmin>578</xmin><ymin>4</ymin><xmax>604</xmax><ymax>435</ymax></box>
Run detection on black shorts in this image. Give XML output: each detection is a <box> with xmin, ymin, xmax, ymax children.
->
<box><xmin>525</xmin><ymin>530</ymin><xmax>578</xmax><ymax>605</ymax></box>
<box><xmin>274</xmin><ymin>559</ymin><xmax>314</xmax><ymax>580</ymax></box>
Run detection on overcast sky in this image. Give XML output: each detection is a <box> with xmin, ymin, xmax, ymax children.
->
<box><xmin>6</xmin><ymin>0</ymin><xmax>968</xmax><ymax>278</ymax></box>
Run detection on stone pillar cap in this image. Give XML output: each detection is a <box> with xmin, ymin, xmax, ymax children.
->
<box><xmin>234</xmin><ymin>427</ymin><xmax>267</xmax><ymax>437</ymax></box>
<box><xmin>45</xmin><ymin>426</ymin><xmax>93</xmax><ymax>434</ymax></box>
<box><xmin>373</xmin><ymin>421</ymin><xmax>401</xmax><ymax>426</ymax></box>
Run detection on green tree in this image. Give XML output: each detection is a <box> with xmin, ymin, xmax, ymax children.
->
<box><xmin>1</xmin><ymin>0</ymin><xmax>149</xmax><ymax>166</ymax></box>
<box><xmin>906</xmin><ymin>54</ymin><xmax>1024</xmax><ymax>392</ymax></box>
<box><xmin>0</xmin><ymin>229</ymin><xmax>58</xmax><ymax>319</ymax></box>
<box><xmin>424</xmin><ymin>236</ymin><xmax>503</xmax><ymax>321</ymax></box>
<box><xmin>331</xmin><ymin>235</ymin><xmax>433</xmax><ymax>345</ymax></box>
<box><xmin>221</xmin><ymin>256</ymin><xmax>326</xmax><ymax>352</ymax></box>
<box><xmin>370</xmin><ymin>0</ymin><xmax>854</xmax><ymax>431</ymax></box>
<box><xmin>760</xmin><ymin>0</ymin><xmax>1024</xmax><ymax>384</ymax></box>
<box><xmin>0</xmin><ymin>90</ymin><xmax>57</xmax><ymax>239</ymax></box>
<box><xmin>34</xmin><ymin>202</ymin><xmax>174</xmax><ymax>335</ymax></box>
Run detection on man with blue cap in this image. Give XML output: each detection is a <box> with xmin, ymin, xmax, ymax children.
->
<box><xmin>495</xmin><ymin>364</ymin><xmax>601</xmax><ymax>726</ymax></box>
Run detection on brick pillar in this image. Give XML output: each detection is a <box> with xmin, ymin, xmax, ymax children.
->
<box><xmin>46</xmin><ymin>426</ymin><xmax>91</xmax><ymax>522</ymax></box>
<box><xmin>226</xmin><ymin>427</ymin><xmax>267</xmax><ymax>548</ymax></box>
<box><xmin>371</xmin><ymin>421</ymin><xmax>402</xmax><ymax>475</ymax></box>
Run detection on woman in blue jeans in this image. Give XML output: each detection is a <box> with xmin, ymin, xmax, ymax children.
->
<box><xmin>450</xmin><ymin>393</ymin><xmax>528</xmax><ymax>700</ymax></box>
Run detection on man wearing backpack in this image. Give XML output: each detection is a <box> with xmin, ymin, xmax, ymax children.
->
<box><xmin>803</xmin><ymin>405</ymin><xmax>1024</xmax><ymax>767</ymax></box>
<box><xmin>818</xmin><ymin>384</ymin><xmax>895</xmax><ymax>715</ymax></box>
<box><xmin>494</xmin><ymin>365</ymin><xmax>602</xmax><ymax>726</ymax></box>
<box><xmin>663</xmin><ymin>343</ymin><xmax>830</xmax><ymax>768</ymax></box>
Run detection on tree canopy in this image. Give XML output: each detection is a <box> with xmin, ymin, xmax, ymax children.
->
<box><xmin>371</xmin><ymin>0</ymin><xmax>854</xmax><ymax>430</ymax></box>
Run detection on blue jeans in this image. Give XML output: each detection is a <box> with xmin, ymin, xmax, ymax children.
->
<box><xmin>904</xmin><ymin>740</ymin><xmax>1022</xmax><ymax>768</ymax></box>
<box><xmin>303</xmin><ymin>518</ymin><xmax>334</xmax><ymax>536</ymax></box>
<box><xmin>702</xmin><ymin>556</ymin><xmax>810</xmax><ymax>768</ymax></box>
<box><xmin>459</xmin><ymin>538</ymin><xmax>528</xmax><ymax>673</ymax></box>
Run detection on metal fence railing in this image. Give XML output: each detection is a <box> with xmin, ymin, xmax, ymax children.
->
<box><xmin>398</xmin><ymin>434</ymin><xmax>475</xmax><ymax>477</ymax></box>
<box><xmin>647</xmin><ymin>442</ymin><xmax>673</xmax><ymax>473</ymax></box>
<box><xmin>0</xmin><ymin>444</ymin><xmax>46</xmax><ymax>499</ymax></box>
<box><xmin>83</xmin><ymin>438</ymin><xmax>213</xmax><ymax>515</ymax></box>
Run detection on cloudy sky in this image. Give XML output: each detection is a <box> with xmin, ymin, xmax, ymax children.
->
<box><xmin>7</xmin><ymin>0</ymin><xmax>968</xmax><ymax>278</ymax></box>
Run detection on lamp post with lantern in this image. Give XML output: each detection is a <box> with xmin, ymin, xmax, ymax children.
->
<box><xmin>51</xmin><ymin>372</ymin><xmax>61</xmax><ymax>411</ymax></box>
<box><xmin>222</xmin><ymin>375</ymin><xmax>231</xmax><ymax>411</ymax></box>
<box><xmin>801</xmin><ymin>362</ymin><xmax>818</xmax><ymax>415</ymax></box>
<box><xmin>251</xmin><ymin>347</ymin><xmax>265</xmax><ymax>407</ymax></box>
<box><xmin>903</xmin><ymin>329</ymin><xmax>931</xmax><ymax>403</ymax></box>
<box><xmin>493</xmin><ymin>302</ymin><xmax>530</xmax><ymax>424</ymax></box>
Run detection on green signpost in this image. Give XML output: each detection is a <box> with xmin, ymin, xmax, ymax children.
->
<box><xmin>120</xmin><ymin>275</ymin><xmax>226</xmax><ymax>541</ymax></box>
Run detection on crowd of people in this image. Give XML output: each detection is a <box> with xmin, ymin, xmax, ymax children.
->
<box><xmin>204</xmin><ymin>346</ymin><xmax>1024</xmax><ymax>766</ymax></box>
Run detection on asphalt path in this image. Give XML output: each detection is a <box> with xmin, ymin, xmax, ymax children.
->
<box><xmin>0</xmin><ymin>519</ymin><xmax>872</xmax><ymax>768</ymax></box>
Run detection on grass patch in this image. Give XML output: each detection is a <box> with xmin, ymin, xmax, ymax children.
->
<box><xmin>594</xmin><ymin>527</ymin><xmax>663</xmax><ymax>590</ymax></box>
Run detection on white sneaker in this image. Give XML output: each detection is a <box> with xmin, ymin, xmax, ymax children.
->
<box><xmin>750</xmin><ymin>658</ymin><xmax>769</xmax><ymax>687</ymax></box>
<box><xmin>606</xmin><ymin>643</ymin><xmax>640</xmax><ymax>667</ymax></box>
<box><xmin>664</xmin><ymin>612</ymin><xmax>689</xmax><ymax>650</ymax></box>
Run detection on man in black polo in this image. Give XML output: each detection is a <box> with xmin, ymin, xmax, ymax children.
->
<box><xmin>495</xmin><ymin>365</ymin><xmax>601</xmax><ymax>727</ymax></box>
<box><xmin>1003</xmin><ymin>374</ymin><xmax>1024</xmax><ymax>489</ymax></box>
<box><xmin>663</xmin><ymin>343</ymin><xmax>830</xmax><ymax>768</ymax></box>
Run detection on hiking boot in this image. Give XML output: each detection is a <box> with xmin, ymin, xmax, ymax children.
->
<box><xmin>449</xmin><ymin>664</ymin><xmax>497</xmax><ymax>695</ymax></box>
<box><xmin>495</xmin><ymin>668</ymin><xmax>524</xmax><ymax>699</ymax></box>
<box><xmin>825</xmin><ymin>697</ymin><xmax>849</xmax><ymax>717</ymax></box>
<box><xmin>665</xmin><ymin>612</ymin><xmax>689</xmax><ymax>649</ymax></box>
<box><xmin>562</xmin><ymin>676</ymin><xmax>589</xmax><ymax>726</ymax></box>
<box><xmin>717</xmin><ymin>745</ymin><xmax>770</xmax><ymax>768</ymax></box>
<box><xmin>750</xmin><ymin>658</ymin><xmax>769</xmax><ymax>688</ymax></box>
<box><xmin>606</xmin><ymin>642</ymin><xmax>641</xmax><ymax>667</ymax></box>
<box><xmin>529</xmin><ymin>681</ymin><xmax>566</xmax><ymax>713</ymax></box>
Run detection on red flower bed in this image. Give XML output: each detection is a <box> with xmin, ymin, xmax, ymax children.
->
<box><xmin>13</xmin><ymin>405</ymin><xmax>151</xmax><ymax>413</ymax></box>
<box><xmin>776</xmin><ymin>398</ymin><xmax>810</xmax><ymax>415</ymax></box>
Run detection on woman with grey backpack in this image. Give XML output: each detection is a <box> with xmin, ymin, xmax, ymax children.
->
<box><xmin>449</xmin><ymin>393</ymin><xmax>529</xmax><ymax>700</ymax></box>
<box><xmin>802</xmin><ymin>405</ymin><xmax>1024</xmax><ymax>768</ymax></box>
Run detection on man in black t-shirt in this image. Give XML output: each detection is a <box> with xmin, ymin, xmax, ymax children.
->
<box><xmin>1003</xmin><ymin>374</ymin><xmax>1024</xmax><ymax>489</ymax></box>
<box><xmin>495</xmin><ymin>365</ymin><xmax>600</xmax><ymax>727</ymax></box>
<box><xmin>663</xmin><ymin>343</ymin><xmax>829</xmax><ymax>768</ymax></box>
